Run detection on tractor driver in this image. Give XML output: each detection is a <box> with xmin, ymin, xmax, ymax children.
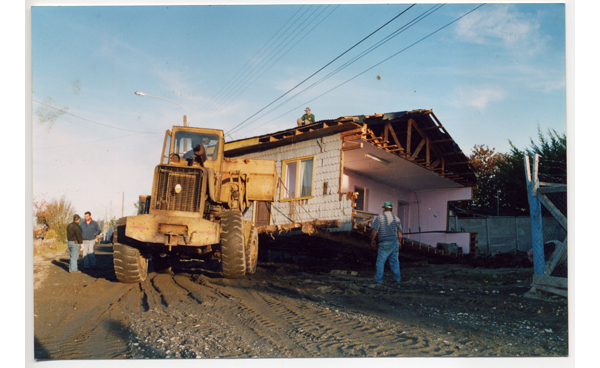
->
<box><xmin>183</xmin><ymin>135</ymin><xmax>208</xmax><ymax>164</ymax></box>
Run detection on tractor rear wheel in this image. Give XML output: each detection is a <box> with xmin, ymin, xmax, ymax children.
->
<box><xmin>220</xmin><ymin>210</ymin><xmax>246</xmax><ymax>279</ymax></box>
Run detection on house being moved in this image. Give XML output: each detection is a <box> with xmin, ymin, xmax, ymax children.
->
<box><xmin>225</xmin><ymin>109</ymin><xmax>479</xmax><ymax>256</ymax></box>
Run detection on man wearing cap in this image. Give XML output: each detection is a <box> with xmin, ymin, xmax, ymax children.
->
<box><xmin>370</xmin><ymin>202</ymin><xmax>403</xmax><ymax>283</ymax></box>
<box><xmin>66</xmin><ymin>214</ymin><xmax>84</xmax><ymax>273</ymax></box>
<box><xmin>297</xmin><ymin>107</ymin><xmax>315</xmax><ymax>126</ymax></box>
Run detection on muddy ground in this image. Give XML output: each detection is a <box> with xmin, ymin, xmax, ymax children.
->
<box><xmin>33</xmin><ymin>237</ymin><xmax>568</xmax><ymax>360</ymax></box>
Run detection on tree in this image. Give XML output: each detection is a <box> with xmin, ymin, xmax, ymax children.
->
<box><xmin>496</xmin><ymin>127</ymin><xmax>567</xmax><ymax>216</ymax></box>
<box><xmin>454</xmin><ymin>127</ymin><xmax>566</xmax><ymax>217</ymax></box>
<box><xmin>466</xmin><ymin>144</ymin><xmax>508</xmax><ymax>215</ymax></box>
<box><xmin>33</xmin><ymin>196</ymin><xmax>48</xmax><ymax>238</ymax></box>
<box><xmin>33</xmin><ymin>195</ymin><xmax>76</xmax><ymax>242</ymax></box>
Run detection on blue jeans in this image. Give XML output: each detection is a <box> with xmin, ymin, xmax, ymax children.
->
<box><xmin>67</xmin><ymin>241</ymin><xmax>80</xmax><ymax>272</ymax></box>
<box><xmin>374</xmin><ymin>240</ymin><xmax>401</xmax><ymax>283</ymax></box>
<box><xmin>82</xmin><ymin>240</ymin><xmax>97</xmax><ymax>268</ymax></box>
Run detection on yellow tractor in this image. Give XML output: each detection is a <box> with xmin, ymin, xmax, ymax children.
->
<box><xmin>112</xmin><ymin>126</ymin><xmax>277</xmax><ymax>283</ymax></box>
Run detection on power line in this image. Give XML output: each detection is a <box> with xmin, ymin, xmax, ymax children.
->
<box><xmin>201</xmin><ymin>5</ymin><xmax>321</xmax><ymax>120</ymax></box>
<box><xmin>233</xmin><ymin>3</ymin><xmax>486</xmax><ymax>137</ymax></box>
<box><xmin>210</xmin><ymin>5</ymin><xmax>339</xmax><ymax>124</ymax></box>
<box><xmin>197</xmin><ymin>5</ymin><xmax>309</xmax><ymax>116</ymax></box>
<box><xmin>33</xmin><ymin>99</ymin><xmax>149</xmax><ymax>133</ymax></box>
<box><xmin>231</xmin><ymin>4</ymin><xmax>444</xmax><ymax>136</ymax></box>
<box><xmin>33</xmin><ymin>131</ymin><xmax>159</xmax><ymax>151</ymax></box>
<box><xmin>225</xmin><ymin>3</ymin><xmax>416</xmax><ymax>139</ymax></box>
<box><xmin>205</xmin><ymin>5</ymin><xmax>335</xmax><ymax>122</ymax></box>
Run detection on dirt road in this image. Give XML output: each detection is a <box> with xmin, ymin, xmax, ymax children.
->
<box><xmin>33</xmin><ymin>243</ymin><xmax>568</xmax><ymax>360</ymax></box>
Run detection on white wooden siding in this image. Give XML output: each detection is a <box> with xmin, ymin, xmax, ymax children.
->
<box><xmin>235</xmin><ymin>133</ymin><xmax>353</xmax><ymax>232</ymax></box>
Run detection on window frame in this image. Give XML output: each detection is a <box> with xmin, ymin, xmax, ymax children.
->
<box><xmin>280</xmin><ymin>155</ymin><xmax>316</xmax><ymax>201</ymax></box>
<box><xmin>160</xmin><ymin>130</ymin><xmax>172</xmax><ymax>164</ymax></box>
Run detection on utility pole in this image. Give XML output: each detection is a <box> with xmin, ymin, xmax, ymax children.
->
<box><xmin>122</xmin><ymin>192</ymin><xmax>124</xmax><ymax>218</ymax></box>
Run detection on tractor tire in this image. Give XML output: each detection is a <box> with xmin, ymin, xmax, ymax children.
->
<box><xmin>113</xmin><ymin>242</ymin><xmax>148</xmax><ymax>283</ymax></box>
<box><xmin>220</xmin><ymin>210</ymin><xmax>246</xmax><ymax>279</ymax></box>
<box><xmin>245</xmin><ymin>226</ymin><xmax>259</xmax><ymax>275</ymax></box>
<box><xmin>112</xmin><ymin>219</ymin><xmax>148</xmax><ymax>283</ymax></box>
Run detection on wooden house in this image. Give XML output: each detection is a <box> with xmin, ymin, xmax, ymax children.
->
<box><xmin>225</xmin><ymin>109</ymin><xmax>478</xmax><ymax>255</ymax></box>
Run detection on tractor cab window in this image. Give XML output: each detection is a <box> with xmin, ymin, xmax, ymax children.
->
<box><xmin>172</xmin><ymin>131</ymin><xmax>220</xmax><ymax>162</ymax></box>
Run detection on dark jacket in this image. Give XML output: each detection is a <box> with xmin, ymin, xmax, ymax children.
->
<box><xmin>66</xmin><ymin>221</ymin><xmax>83</xmax><ymax>244</ymax></box>
<box><xmin>80</xmin><ymin>220</ymin><xmax>101</xmax><ymax>241</ymax></box>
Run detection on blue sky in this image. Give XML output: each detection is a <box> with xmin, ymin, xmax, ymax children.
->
<box><xmin>30</xmin><ymin>1</ymin><xmax>567</xmax><ymax>222</ymax></box>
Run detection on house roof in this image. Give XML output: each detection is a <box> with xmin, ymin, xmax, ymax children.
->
<box><xmin>225</xmin><ymin>109</ymin><xmax>477</xmax><ymax>188</ymax></box>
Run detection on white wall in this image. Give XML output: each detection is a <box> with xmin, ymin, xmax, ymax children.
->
<box><xmin>237</xmin><ymin>133</ymin><xmax>354</xmax><ymax>231</ymax></box>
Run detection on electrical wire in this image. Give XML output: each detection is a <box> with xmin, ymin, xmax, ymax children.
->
<box><xmin>233</xmin><ymin>3</ymin><xmax>486</xmax><ymax>137</ymax></box>
<box><xmin>224</xmin><ymin>4</ymin><xmax>417</xmax><ymax>139</ymax></box>
<box><xmin>33</xmin><ymin>131</ymin><xmax>159</xmax><ymax>151</ymax></box>
<box><xmin>33</xmin><ymin>99</ymin><xmax>151</xmax><ymax>133</ymax></box>
<box><xmin>208</xmin><ymin>5</ymin><xmax>339</xmax><ymax>124</ymax></box>
<box><xmin>198</xmin><ymin>5</ymin><xmax>311</xmax><ymax>117</ymax></box>
<box><xmin>231</xmin><ymin>4</ymin><xmax>444</xmax><ymax>136</ymax></box>
<box><xmin>202</xmin><ymin>5</ymin><xmax>329</xmax><ymax>121</ymax></box>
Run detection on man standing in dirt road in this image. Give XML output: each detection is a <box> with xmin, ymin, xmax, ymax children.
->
<box><xmin>66</xmin><ymin>214</ymin><xmax>83</xmax><ymax>273</ymax></box>
<box><xmin>80</xmin><ymin>211</ymin><xmax>101</xmax><ymax>269</ymax></box>
<box><xmin>370</xmin><ymin>202</ymin><xmax>403</xmax><ymax>284</ymax></box>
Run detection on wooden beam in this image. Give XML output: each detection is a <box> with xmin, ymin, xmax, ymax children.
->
<box><xmin>536</xmin><ymin>192</ymin><xmax>567</xmax><ymax>231</ymax></box>
<box><xmin>539</xmin><ymin>182</ymin><xmax>567</xmax><ymax>188</ymax></box>
<box><xmin>342</xmin><ymin>133</ymin><xmax>364</xmax><ymax>142</ymax></box>
<box><xmin>340</xmin><ymin>127</ymin><xmax>364</xmax><ymax>138</ymax></box>
<box><xmin>257</xmin><ymin>218</ymin><xmax>342</xmax><ymax>235</ymax></box>
<box><xmin>383</xmin><ymin>124</ymin><xmax>389</xmax><ymax>147</ymax></box>
<box><xmin>538</xmin><ymin>186</ymin><xmax>567</xmax><ymax>194</ymax></box>
<box><xmin>431</xmin><ymin>138</ymin><xmax>455</xmax><ymax>144</ymax></box>
<box><xmin>545</xmin><ymin>239</ymin><xmax>568</xmax><ymax>276</ymax></box>
<box><xmin>430</xmin><ymin>158</ymin><xmax>441</xmax><ymax>169</ymax></box>
<box><xmin>342</xmin><ymin>142</ymin><xmax>363</xmax><ymax>151</ymax></box>
<box><xmin>447</xmin><ymin>161</ymin><xmax>471</xmax><ymax>166</ymax></box>
<box><xmin>533</xmin><ymin>274</ymin><xmax>568</xmax><ymax>289</ymax></box>
<box><xmin>413</xmin><ymin>139</ymin><xmax>426</xmax><ymax>157</ymax></box>
<box><xmin>406</xmin><ymin>119</ymin><xmax>412</xmax><ymax>155</ymax></box>
<box><xmin>532</xmin><ymin>284</ymin><xmax>568</xmax><ymax>298</ymax></box>
<box><xmin>387</xmin><ymin>123</ymin><xmax>403</xmax><ymax>152</ymax></box>
<box><xmin>426</xmin><ymin>137</ymin><xmax>430</xmax><ymax>165</ymax></box>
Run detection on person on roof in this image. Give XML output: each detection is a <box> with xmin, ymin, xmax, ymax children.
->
<box><xmin>297</xmin><ymin>107</ymin><xmax>315</xmax><ymax>126</ymax></box>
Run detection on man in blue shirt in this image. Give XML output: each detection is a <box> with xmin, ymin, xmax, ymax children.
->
<box><xmin>80</xmin><ymin>211</ymin><xmax>102</xmax><ymax>269</ymax></box>
<box><xmin>370</xmin><ymin>202</ymin><xmax>403</xmax><ymax>283</ymax></box>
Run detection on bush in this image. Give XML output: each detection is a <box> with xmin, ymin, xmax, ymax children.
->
<box><xmin>45</xmin><ymin>229</ymin><xmax>58</xmax><ymax>240</ymax></box>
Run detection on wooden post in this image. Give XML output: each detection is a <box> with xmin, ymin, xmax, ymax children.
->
<box><xmin>525</xmin><ymin>155</ymin><xmax>544</xmax><ymax>276</ymax></box>
<box><xmin>406</xmin><ymin>119</ymin><xmax>412</xmax><ymax>155</ymax></box>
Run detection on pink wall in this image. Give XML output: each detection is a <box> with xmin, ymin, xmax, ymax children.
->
<box><xmin>343</xmin><ymin>169</ymin><xmax>474</xmax><ymax>253</ymax></box>
<box><xmin>407</xmin><ymin>188</ymin><xmax>472</xmax><ymax>233</ymax></box>
<box><xmin>342</xmin><ymin>169</ymin><xmax>413</xmax><ymax>213</ymax></box>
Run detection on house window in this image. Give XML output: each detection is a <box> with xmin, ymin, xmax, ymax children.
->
<box><xmin>281</xmin><ymin>156</ymin><xmax>315</xmax><ymax>200</ymax></box>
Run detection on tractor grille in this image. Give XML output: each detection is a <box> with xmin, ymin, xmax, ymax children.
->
<box><xmin>152</xmin><ymin>166</ymin><xmax>203</xmax><ymax>213</ymax></box>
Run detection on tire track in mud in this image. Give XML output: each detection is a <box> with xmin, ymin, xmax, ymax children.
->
<box><xmin>249</xmin><ymin>287</ymin><xmax>427</xmax><ymax>357</ymax></box>
<box><xmin>35</xmin><ymin>250</ymin><xmax>568</xmax><ymax>359</ymax></box>
<box><xmin>35</xmin><ymin>278</ymin><xmax>142</xmax><ymax>359</ymax></box>
<box><xmin>194</xmin><ymin>279</ymin><xmax>437</xmax><ymax>357</ymax></box>
<box><xmin>179</xmin><ymin>277</ymin><xmax>305</xmax><ymax>357</ymax></box>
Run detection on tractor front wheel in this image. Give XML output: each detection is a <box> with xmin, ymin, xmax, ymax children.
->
<box><xmin>112</xmin><ymin>218</ymin><xmax>148</xmax><ymax>283</ymax></box>
<box><xmin>220</xmin><ymin>210</ymin><xmax>246</xmax><ymax>279</ymax></box>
